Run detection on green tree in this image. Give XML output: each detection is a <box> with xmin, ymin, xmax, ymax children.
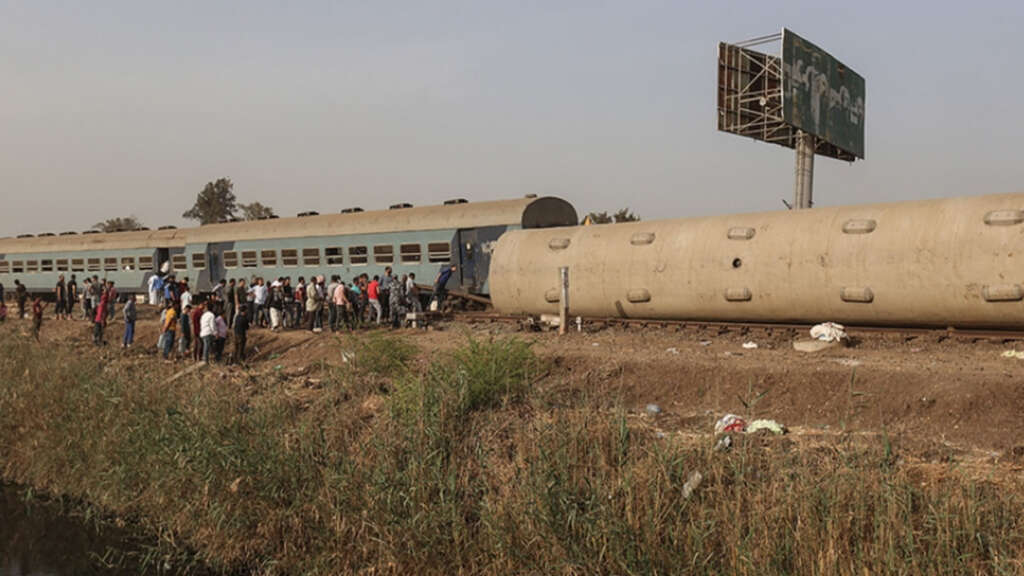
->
<box><xmin>93</xmin><ymin>216</ymin><xmax>144</xmax><ymax>232</ymax></box>
<box><xmin>582</xmin><ymin>208</ymin><xmax>640</xmax><ymax>224</ymax></box>
<box><xmin>239</xmin><ymin>201</ymin><xmax>277</xmax><ymax>221</ymax></box>
<box><xmin>183</xmin><ymin>178</ymin><xmax>238</xmax><ymax>224</ymax></box>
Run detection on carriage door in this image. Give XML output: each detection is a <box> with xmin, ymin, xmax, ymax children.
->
<box><xmin>156</xmin><ymin>248</ymin><xmax>170</xmax><ymax>274</ymax></box>
<box><xmin>457</xmin><ymin>229</ymin><xmax>478</xmax><ymax>291</ymax></box>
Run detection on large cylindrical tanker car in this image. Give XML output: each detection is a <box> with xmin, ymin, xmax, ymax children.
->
<box><xmin>0</xmin><ymin>196</ymin><xmax>578</xmax><ymax>297</ymax></box>
<box><xmin>490</xmin><ymin>192</ymin><xmax>1024</xmax><ymax>329</ymax></box>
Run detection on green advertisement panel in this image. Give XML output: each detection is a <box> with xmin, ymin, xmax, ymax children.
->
<box><xmin>782</xmin><ymin>29</ymin><xmax>865</xmax><ymax>158</ymax></box>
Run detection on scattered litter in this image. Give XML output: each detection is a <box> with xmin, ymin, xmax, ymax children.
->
<box><xmin>665</xmin><ymin>347</ymin><xmax>680</xmax><ymax>355</ymax></box>
<box><xmin>746</xmin><ymin>419</ymin><xmax>786</xmax><ymax>435</ymax></box>
<box><xmin>654</xmin><ymin>431</ymin><xmax>667</xmax><ymax>439</ymax></box>
<box><xmin>741</xmin><ymin>341</ymin><xmax>759</xmax><ymax>350</ymax></box>
<box><xmin>645</xmin><ymin>403</ymin><xmax>662</xmax><ymax>416</ymax></box>
<box><xmin>539</xmin><ymin>314</ymin><xmax>561</xmax><ymax>327</ymax></box>
<box><xmin>714</xmin><ymin>435</ymin><xmax>733</xmax><ymax>452</ymax></box>
<box><xmin>1001</xmin><ymin>350</ymin><xmax>1024</xmax><ymax>360</ymax></box>
<box><xmin>273</xmin><ymin>364</ymin><xmax>284</xmax><ymax>371</ymax></box>
<box><xmin>793</xmin><ymin>339</ymin><xmax>838</xmax><ymax>353</ymax></box>
<box><xmin>681</xmin><ymin>471</ymin><xmax>703</xmax><ymax>499</ymax></box>
<box><xmin>834</xmin><ymin>358</ymin><xmax>863</xmax><ymax>367</ymax></box>
<box><xmin>340</xmin><ymin>351</ymin><xmax>354</xmax><ymax>363</ymax></box>
<box><xmin>699</xmin><ymin>340</ymin><xmax>712</xmax><ymax>347</ymax></box>
<box><xmin>592</xmin><ymin>342</ymin><xmax>600</xmax><ymax>347</ymax></box>
<box><xmin>714</xmin><ymin>414</ymin><xmax>747</xmax><ymax>434</ymax></box>
<box><xmin>810</xmin><ymin>322</ymin><xmax>847</xmax><ymax>342</ymax></box>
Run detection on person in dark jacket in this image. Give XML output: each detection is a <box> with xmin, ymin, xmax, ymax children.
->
<box><xmin>233</xmin><ymin>307</ymin><xmax>250</xmax><ymax>364</ymax></box>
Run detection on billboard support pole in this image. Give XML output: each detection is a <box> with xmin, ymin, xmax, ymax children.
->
<box><xmin>794</xmin><ymin>131</ymin><xmax>815</xmax><ymax>209</ymax></box>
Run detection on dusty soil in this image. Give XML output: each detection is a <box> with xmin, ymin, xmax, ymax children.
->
<box><xmin>9</xmin><ymin>307</ymin><xmax>1024</xmax><ymax>473</ymax></box>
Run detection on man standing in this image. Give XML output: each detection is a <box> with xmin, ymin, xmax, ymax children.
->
<box><xmin>253</xmin><ymin>277</ymin><xmax>268</xmax><ymax>327</ymax></box>
<box><xmin>161</xmin><ymin>301</ymin><xmax>177</xmax><ymax>360</ymax></box>
<box><xmin>67</xmin><ymin>275</ymin><xmax>78</xmax><ymax>318</ymax></box>
<box><xmin>15</xmin><ymin>280</ymin><xmax>28</xmax><ymax>319</ymax></box>
<box><xmin>123</xmin><ymin>296</ymin><xmax>137</xmax><ymax>348</ymax></box>
<box><xmin>178</xmin><ymin>303</ymin><xmax>192</xmax><ymax>361</ymax></box>
<box><xmin>233</xmin><ymin>307</ymin><xmax>250</xmax><ymax>364</ymax></box>
<box><xmin>81</xmin><ymin>278</ymin><xmax>93</xmax><ymax>320</ymax></box>
<box><xmin>199</xmin><ymin>304</ymin><xmax>216</xmax><ymax>363</ymax></box>
<box><xmin>367</xmin><ymin>275</ymin><xmax>382</xmax><ymax>325</ymax></box>
<box><xmin>147</xmin><ymin>273</ymin><xmax>161</xmax><ymax>306</ymax></box>
<box><xmin>225</xmin><ymin>279</ymin><xmax>236</xmax><ymax>328</ymax></box>
<box><xmin>190</xmin><ymin>302</ymin><xmax>204</xmax><ymax>362</ymax></box>
<box><xmin>105</xmin><ymin>280</ymin><xmax>117</xmax><ymax>322</ymax></box>
<box><xmin>54</xmin><ymin>275</ymin><xmax>68</xmax><ymax>320</ymax></box>
<box><xmin>234</xmin><ymin>278</ymin><xmax>247</xmax><ymax>325</ymax></box>
<box><xmin>406</xmin><ymin>272</ymin><xmax>422</xmax><ymax>312</ymax></box>
<box><xmin>31</xmin><ymin>297</ymin><xmax>47</xmax><ymax>341</ymax></box>
<box><xmin>93</xmin><ymin>288</ymin><xmax>108</xmax><ymax>346</ymax></box>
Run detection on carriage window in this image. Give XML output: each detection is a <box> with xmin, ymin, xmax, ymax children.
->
<box><xmin>26</xmin><ymin>260</ymin><xmax>39</xmax><ymax>273</ymax></box>
<box><xmin>223</xmin><ymin>251</ymin><xmax>238</xmax><ymax>268</ymax></box>
<box><xmin>71</xmin><ymin>259</ymin><xmax>85</xmax><ymax>272</ymax></box>
<box><xmin>12</xmin><ymin>261</ymin><xmax>24</xmax><ymax>273</ymax></box>
<box><xmin>348</xmin><ymin>246</ymin><xmax>367</xmax><ymax>265</ymax></box>
<box><xmin>427</xmin><ymin>242</ymin><xmax>451</xmax><ymax>263</ymax></box>
<box><xmin>87</xmin><ymin>258</ymin><xmax>101</xmax><ymax>272</ymax></box>
<box><xmin>56</xmin><ymin>259</ymin><xmax>69</xmax><ymax>271</ymax></box>
<box><xmin>104</xmin><ymin>257</ymin><xmax>118</xmax><ymax>272</ymax></box>
<box><xmin>281</xmin><ymin>249</ymin><xmax>298</xmax><ymax>267</ymax></box>
<box><xmin>190</xmin><ymin>254</ymin><xmax>206</xmax><ymax>270</ymax></box>
<box><xmin>241</xmin><ymin>251</ymin><xmax>258</xmax><ymax>268</ymax></box>
<box><xmin>0</xmin><ymin>261</ymin><xmax>8</xmax><ymax>274</ymax></box>
<box><xmin>373</xmin><ymin>245</ymin><xmax>394</xmax><ymax>265</ymax></box>
<box><xmin>325</xmin><ymin>247</ymin><xmax>344</xmax><ymax>265</ymax></box>
<box><xmin>41</xmin><ymin>259</ymin><xmax>54</xmax><ymax>272</ymax></box>
<box><xmin>400</xmin><ymin>243</ymin><xmax>421</xmax><ymax>263</ymax></box>
<box><xmin>138</xmin><ymin>256</ymin><xmax>153</xmax><ymax>269</ymax></box>
<box><xmin>171</xmin><ymin>255</ymin><xmax>187</xmax><ymax>271</ymax></box>
<box><xmin>302</xmin><ymin>248</ymin><xmax>320</xmax><ymax>266</ymax></box>
<box><xmin>121</xmin><ymin>257</ymin><xmax>136</xmax><ymax>271</ymax></box>
<box><xmin>261</xmin><ymin>250</ymin><xmax>277</xmax><ymax>267</ymax></box>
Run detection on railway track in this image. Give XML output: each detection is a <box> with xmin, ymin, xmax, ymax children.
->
<box><xmin>452</xmin><ymin>312</ymin><xmax>1024</xmax><ymax>341</ymax></box>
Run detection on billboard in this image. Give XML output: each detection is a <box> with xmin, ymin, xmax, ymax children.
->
<box><xmin>781</xmin><ymin>29</ymin><xmax>865</xmax><ymax>159</ymax></box>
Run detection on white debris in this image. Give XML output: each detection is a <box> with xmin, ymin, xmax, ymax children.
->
<box><xmin>1001</xmin><ymin>350</ymin><xmax>1024</xmax><ymax>360</ymax></box>
<box><xmin>810</xmin><ymin>322</ymin><xmax>847</xmax><ymax>342</ymax></box>
<box><xmin>665</xmin><ymin>347</ymin><xmax>680</xmax><ymax>355</ymax></box>
<box><xmin>741</xmin><ymin>341</ymin><xmax>758</xmax><ymax>350</ymax></box>
<box><xmin>681</xmin><ymin>471</ymin><xmax>703</xmax><ymax>499</ymax></box>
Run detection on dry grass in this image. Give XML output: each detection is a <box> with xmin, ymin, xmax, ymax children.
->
<box><xmin>1</xmin><ymin>324</ymin><xmax>1023</xmax><ymax>575</ymax></box>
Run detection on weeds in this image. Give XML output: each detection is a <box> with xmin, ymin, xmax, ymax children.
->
<box><xmin>1</xmin><ymin>324</ymin><xmax>1023</xmax><ymax>575</ymax></box>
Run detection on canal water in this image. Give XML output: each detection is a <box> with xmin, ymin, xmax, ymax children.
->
<box><xmin>0</xmin><ymin>483</ymin><xmax>191</xmax><ymax>575</ymax></box>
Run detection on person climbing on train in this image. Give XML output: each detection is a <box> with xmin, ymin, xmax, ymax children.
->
<box><xmin>431</xmin><ymin>264</ymin><xmax>457</xmax><ymax>309</ymax></box>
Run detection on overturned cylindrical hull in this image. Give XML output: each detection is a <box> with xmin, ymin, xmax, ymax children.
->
<box><xmin>490</xmin><ymin>193</ymin><xmax>1024</xmax><ymax>329</ymax></box>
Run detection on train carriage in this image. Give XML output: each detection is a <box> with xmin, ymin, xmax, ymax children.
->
<box><xmin>0</xmin><ymin>196</ymin><xmax>578</xmax><ymax>298</ymax></box>
<box><xmin>0</xmin><ymin>229</ymin><xmax>186</xmax><ymax>295</ymax></box>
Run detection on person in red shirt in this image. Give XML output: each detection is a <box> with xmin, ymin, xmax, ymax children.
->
<box><xmin>93</xmin><ymin>290</ymin><xmax>108</xmax><ymax>346</ymax></box>
<box><xmin>367</xmin><ymin>276</ymin><xmax>382</xmax><ymax>325</ymax></box>
<box><xmin>31</xmin><ymin>297</ymin><xmax>47</xmax><ymax>342</ymax></box>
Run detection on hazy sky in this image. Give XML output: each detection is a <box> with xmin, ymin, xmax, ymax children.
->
<box><xmin>2</xmin><ymin>1</ymin><xmax>1022</xmax><ymax>235</ymax></box>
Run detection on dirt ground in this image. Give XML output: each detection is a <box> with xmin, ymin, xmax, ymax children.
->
<box><xmin>8</xmin><ymin>306</ymin><xmax>1024</xmax><ymax>475</ymax></box>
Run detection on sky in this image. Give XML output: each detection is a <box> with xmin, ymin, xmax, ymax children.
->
<box><xmin>2</xmin><ymin>0</ymin><xmax>1023</xmax><ymax>235</ymax></box>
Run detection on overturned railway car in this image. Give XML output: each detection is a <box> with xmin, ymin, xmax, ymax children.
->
<box><xmin>490</xmin><ymin>192</ymin><xmax>1024</xmax><ymax>329</ymax></box>
<box><xmin>0</xmin><ymin>196</ymin><xmax>578</xmax><ymax>296</ymax></box>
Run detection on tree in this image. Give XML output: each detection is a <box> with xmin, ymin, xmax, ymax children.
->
<box><xmin>582</xmin><ymin>208</ymin><xmax>641</xmax><ymax>225</ymax></box>
<box><xmin>93</xmin><ymin>216</ymin><xmax>144</xmax><ymax>232</ymax></box>
<box><xmin>238</xmin><ymin>201</ymin><xmax>277</xmax><ymax>221</ymax></box>
<box><xmin>183</xmin><ymin>178</ymin><xmax>238</xmax><ymax>224</ymax></box>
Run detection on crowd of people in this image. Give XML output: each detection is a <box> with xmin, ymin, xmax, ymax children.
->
<box><xmin>0</xmin><ymin>264</ymin><xmax>459</xmax><ymax>365</ymax></box>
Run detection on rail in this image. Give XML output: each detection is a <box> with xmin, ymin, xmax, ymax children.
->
<box><xmin>451</xmin><ymin>312</ymin><xmax>1024</xmax><ymax>341</ymax></box>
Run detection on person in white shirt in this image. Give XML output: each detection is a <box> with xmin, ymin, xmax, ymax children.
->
<box><xmin>253</xmin><ymin>278</ymin><xmax>269</xmax><ymax>327</ymax></box>
<box><xmin>148</xmin><ymin>274</ymin><xmax>161</xmax><ymax>306</ymax></box>
<box><xmin>180</xmin><ymin>288</ymin><xmax>193</xmax><ymax>310</ymax></box>
<box><xmin>199</xmin><ymin>306</ymin><xmax>217</xmax><ymax>363</ymax></box>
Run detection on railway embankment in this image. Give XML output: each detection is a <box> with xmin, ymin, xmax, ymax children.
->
<box><xmin>2</xmin><ymin>319</ymin><xmax>1024</xmax><ymax>574</ymax></box>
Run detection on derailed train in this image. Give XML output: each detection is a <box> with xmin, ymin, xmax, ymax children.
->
<box><xmin>0</xmin><ymin>197</ymin><xmax>578</xmax><ymax>297</ymax></box>
<box><xmin>2</xmin><ymin>191</ymin><xmax>1022</xmax><ymax>329</ymax></box>
<box><xmin>489</xmin><ymin>192</ymin><xmax>1024</xmax><ymax>329</ymax></box>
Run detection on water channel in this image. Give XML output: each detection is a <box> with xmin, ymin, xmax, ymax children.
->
<box><xmin>0</xmin><ymin>483</ymin><xmax>195</xmax><ymax>575</ymax></box>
